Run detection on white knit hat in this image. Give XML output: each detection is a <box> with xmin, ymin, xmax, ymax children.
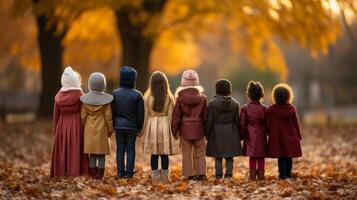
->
<box><xmin>60</xmin><ymin>66</ymin><xmax>82</xmax><ymax>91</ymax></box>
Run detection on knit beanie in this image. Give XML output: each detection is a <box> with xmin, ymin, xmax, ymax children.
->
<box><xmin>60</xmin><ymin>66</ymin><xmax>81</xmax><ymax>91</ymax></box>
<box><xmin>89</xmin><ymin>72</ymin><xmax>106</xmax><ymax>92</ymax></box>
<box><xmin>181</xmin><ymin>69</ymin><xmax>199</xmax><ymax>87</ymax></box>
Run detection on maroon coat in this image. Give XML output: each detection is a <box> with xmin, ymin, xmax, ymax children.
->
<box><xmin>171</xmin><ymin>87</ymin><xmax>208</xmax><ymax>140</ymax></box>
<box><xmin>50</xmin><ymin>90</ymin><xmax>89</xmax><ymax>177</ymax></box>
<box><xmin>240</xmin><ymin>101</ymin><xmax>268</xmax><ymax>157</ymax></box>
<box><xmin>267</xmin><ymin>104</ymin><xmax>302</xmax><ymax>158</ymax></box>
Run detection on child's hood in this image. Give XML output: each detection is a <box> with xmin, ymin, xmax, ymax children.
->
<box><xmin>269</xmin><ymin>104</ymin><xmax>296</xmax><ymax>118</ymax></box>
<box><xmin>55</xmin><ymin>90</ymin><xmax>82</xmax><ymax>106</ymax></box>
<box><xmin>176</xmin><ymin>86</ymin><xmax>205</xmax><ymax>106</ymax></box>
<box><xmin>211</xmin><ymin>96</ymin><xmax>237</xmax><ymax>112</ymax></box>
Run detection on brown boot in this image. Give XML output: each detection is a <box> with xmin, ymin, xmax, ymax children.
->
<box><xmin>249</xmin><ymin>169</ymin><xmax>257</xmax><ymax>181</ymax></box>
<box><xmin>97</xmin><ymin>168</ymin><xmax>105</xmax><ymax>180</ymax></box>
<box><xmin>257</xmin><ymin>169</ymin><xmax>265</xmax><ymax>181</ymax></box>
<box><xmin>89</xmin><ymin>167</ymin><xmax>97</xmax><ymax>179</ymax></box>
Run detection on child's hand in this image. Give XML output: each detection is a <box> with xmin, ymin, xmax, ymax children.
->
<box><xmin>108</xmin><ymin>131</ymin><xmax>114</xmax><ymax>137</ymax></box>
<box><xmin>137</xmin><ymin>132</ymin><xmax>143</xmax><ymax>137</ymax></box>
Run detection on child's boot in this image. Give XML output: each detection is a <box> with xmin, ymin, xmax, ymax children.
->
<box><xmin>97</xmin><ymin>168</ymin><xmax>105</xmax><ymax>180</ymax></box>
<box><xmin>89</xmin><ymin>167</ymin><xmax>97</xmax><ymax>179</ymax></box>
<box><xmin>224</xmin><ymin>174</ymin><xmax>233</xmax><ymax>180</ymax></box>
<box><xmin>215</xmin><ymin>174</ymin><xmax>223</xmax><ymax>180</ymax></box>
<box><xmin>249</xmin><ymin>169</ymin><xmax>257</xmax><ymax>181</ymax></box>
<box><xmin>196</xmin><ymin>175</ymin><xmax>207</xmax><ymax>181</ymax></box>
<box><xmin>257</xmin><ymin>169</ymin><xmax>265</xmax><ymax>181</ymax></box>
<box><xmin>160</xmin><ymin>170</ymin><xmax>170</xmax><ymax>183</ymax></box>
<box><xmin>151</xmin><ymin>170</ymin><xmax>160</xmax><ymax>183</ymax></box>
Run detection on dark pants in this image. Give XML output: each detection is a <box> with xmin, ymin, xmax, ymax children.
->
<box><xmin>150</xmin><ymin>155</ymin><xmax>169</xmax><ymax>170</ymax></box>
<box><xmin>278</xmin><ymin>157</ymin><xmax>293</xmax><ymax>178</ymax></box>
<box><xmin>215</xmin><ymin>157</ymin><xmax>233</xmax><ymax>178</ymax></box>
<box><xmin>115</xmin><ymin>130</ymin><xmax>137</xmax><ymax>178</ymax></box>
<box><xmin>89</xmin><ymin>154</ymin><xmax>106</xmax><ymax>168</ymax></box>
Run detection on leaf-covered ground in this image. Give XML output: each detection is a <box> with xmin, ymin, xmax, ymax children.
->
<box><xmin>0</xmin><ymin>121</ymin><xmax>356</xmax><ymax>199</ymax></box>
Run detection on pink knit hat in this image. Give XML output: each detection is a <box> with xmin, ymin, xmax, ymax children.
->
<box><xmin>181</xmin><ymin>69</ymin><xmax>199</xmax><ymax>86</ymax></box>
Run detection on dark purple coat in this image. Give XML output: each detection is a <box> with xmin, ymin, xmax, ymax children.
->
<box><xmin>240</xmin><ymin>101</ymin><xmax>268</xmax><ymax>157</ymax></box>
<box><xmin>267</xmin><ymin>104</ymin><xmax>302</xmax><ymax>158</ymax></box>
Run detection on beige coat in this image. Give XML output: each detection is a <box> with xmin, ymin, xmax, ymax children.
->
<box><xmin>142</xmin><ymin>95</ymin><xmax>180</xmax><ymax>155</ymax></box>
<box><xmin>81</xmin><ymin>103</ymin><xmax>113</xmax><ymax>155</ymax></box>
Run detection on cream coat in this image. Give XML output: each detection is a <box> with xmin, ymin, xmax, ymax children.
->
<box><xmin>142</xmin><ymin>94</ymin><xmax>180</xmax><ymax>155</ymax></box>
<box><xmin>81</xmin><ymin>103</ymin><xmax>113</xmax><ymax>155</ymax></box>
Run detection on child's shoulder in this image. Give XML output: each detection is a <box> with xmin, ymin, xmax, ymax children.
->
<box><xmin>267</xmin><ymin>104</ymin><xmax>297</xmax><ymax>117</ymax></box>
<box><xmin>242</xmin><ymin>101</ymin><xmax>266</xmax><ymax>109</ymax></box>
<box><xmin>112</xmin><ymin>88</ymin><xmax>142</xmax><ymax>96</ymax></box>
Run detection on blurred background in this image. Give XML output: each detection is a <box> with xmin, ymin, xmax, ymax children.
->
<box><xmin>0</xmin><ymin>0</ymin><xmax>356</xmax><ymax>125</ymax></box>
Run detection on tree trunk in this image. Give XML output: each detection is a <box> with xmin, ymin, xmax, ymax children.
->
<box><xmin>116</xmin><ymin>15</ymin><xmax>154</xmax><ymax>92</ymax></box>
<box><xmin>36</xmin><ymin>15</ymin><xmax>65</xmax><ymax>118</ymax></box>
<box><xmin>115</xmin><ymin>0</ymin><xmax>166</xmax><ymax>92</ymax></box>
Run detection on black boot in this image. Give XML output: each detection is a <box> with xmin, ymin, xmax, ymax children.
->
<box><xmin>89</xmin><ymin>167</ymin><xmax>97</xmax><ymax>179</ymax></box>
<box><xmin>257</xmin><ymin>170</ymin><xmax>265</xmax><ymax>181</ymax></box>
<box><xmin>97</xmin><ymin>168</ymin><xmax>105</xmax><ymax>180</ymax></box>
<box><xmin>250</xmin><ymin>169</ymin><xmax>257</xmax><ymax>181</ymax></box>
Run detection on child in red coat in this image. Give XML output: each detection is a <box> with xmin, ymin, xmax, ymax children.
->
<box><xmin>267</xmin><ymin>83</ymin><xmax>302</xmax><ymax>179</ymax></box>
<box><xmin>240</xmin><ymin>81</ymin><xmax>268</xmax><ymax>181</ymax></box>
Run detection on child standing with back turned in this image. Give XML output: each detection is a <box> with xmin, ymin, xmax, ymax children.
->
<box><xmin>51</xmin><ymin>66</ymin><xmax>88</xmax><ymax>177</ymax></box>
<box><xmin>267</xmin><ymin>83</ymin><xmax>302</xmax><ymax>179</ymax></box>
<box><xmin>141</xmin><ymin>71</ymin><xmax>180</xmax><ymax>183</ymax></box>
<box><xmin>112</xmin><ymin>66</ymin><xmax>145</xmax><ymax>179</ymax></box>
<box><xmin>205</xmin><ymin>79</ymin><xmax>242</xmax><ymax>180</ymax></box>
<box><xmin>171</xmin><ymin>69</ymin><xmax>208</xmax><ymax>181</ymax></box>
<box><xmin>240</xmin><ymin>81</ymin><xmax>268</xmax><ymax>181</ymax></box>
<box><xmin>81</xmin><ymin>72</ymin><xmax>114</xmax><ymax>180</ymax></box>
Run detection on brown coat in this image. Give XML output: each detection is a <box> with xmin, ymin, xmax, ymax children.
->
<box><xmin>142</xmin><ymin>94</ymin><xmax>180</xmax><ymax>155</ymax></box>
<box><xmin>171</xmin><ymin>86</ymin><xmax>208</xmax><ymax>140</ymax></box>
<box><xmin>81</xmin><ymin>103</ymin><xmax>113</xmax><ymax>155</ymax></box>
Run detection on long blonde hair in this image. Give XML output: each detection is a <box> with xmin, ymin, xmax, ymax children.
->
<box><xmin>145</xmin><ymin>71</ymin><xmax>173</xmax><ymax>112</ymax></box>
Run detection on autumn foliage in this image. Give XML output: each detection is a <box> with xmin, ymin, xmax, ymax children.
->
<box><xmin>0</xmin><ymin>122</ymin><xmax>356</xmax><ymax>199</ymax></box>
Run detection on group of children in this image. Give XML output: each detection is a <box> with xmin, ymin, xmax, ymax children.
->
<box><xmin>50</xmin><ymin>66</ymin><xmax>302</xmax><ymax>182</ymax></box>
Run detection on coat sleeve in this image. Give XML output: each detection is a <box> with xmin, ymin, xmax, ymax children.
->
<box><xmin>53</xmin><ymin>102</ymin><xmax>60</xmax><ymax>134</ymax></box>
<box><xmin>111</xmin><ymin>93</ymin><xmax>116</xmax><ymax>128</ymax></box>
<box><xmin>293</xmin><ymin>109</ymin><xmax>302</xmax><ymax>140</ymax></box>
<box><xmin>234</xmin><ymin>103</ymin><xmax>240</xmax><ymax>135</ymax></box>
<box><xmin>202</xmin><ymin>97</ymin><xmax>208</xmax><ymax>122</ymax></box>
<box><xmin>239</xmin><ymin>106</ymin><xmax>247</xmax><ymax>140</ymax></box>
<box><xmin>171</xmin><ymin>97</ymin><xmax>182</xmax><ymax>136</ymax></box>
<box><xmin>137</xmin><ymin>93</ymin><xmax>145</xmax><ymax>132</ymax></box>
<box><xmin>168</xmin><ymin>97</ymin><xmax>175</xmax><ymax>123</ymax></box>
<box><xmin>80</xmin><ymin>104</ymin><xmax>87</xmax><ymax>127</ymax></box>
<box><xmin>205</xmin><ymin>102</ymin><xmax>214</xmax><ymax>138</ymax></box>
<box><xmin>105</xmin><ymin>104</ymin><xmax>114</xmax><ymax>136</ymax></box>
<box><xmin>142</xmin><ymin>96</ymin><xmax>149</xmax><ymax>134</ymax></box>
<box><xmin>266</xmin><ymin>108</ymin><xmax>271</xmax><ymax>136</ymax></box>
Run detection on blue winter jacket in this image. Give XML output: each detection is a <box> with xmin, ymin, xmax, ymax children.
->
<box><xmin>112</xmin><ymin>66</ymin><xmax>145</xmax><ymax>132</ymax></box>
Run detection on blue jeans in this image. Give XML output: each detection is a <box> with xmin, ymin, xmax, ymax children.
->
<box><xmin>278</xmin><ymin>157</ymin><xmax>293</xmax><ymax>179</ymax></box>
<box><xmin>115</xmin><ymin>130</ymin><xmax>137</xmax><ymax>178</ymax></box>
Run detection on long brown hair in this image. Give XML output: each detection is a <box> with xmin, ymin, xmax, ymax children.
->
<box><xmin>145</xmin><ymin>71</ymin><xmax>173</xmax><ymax>112</ymax></box>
